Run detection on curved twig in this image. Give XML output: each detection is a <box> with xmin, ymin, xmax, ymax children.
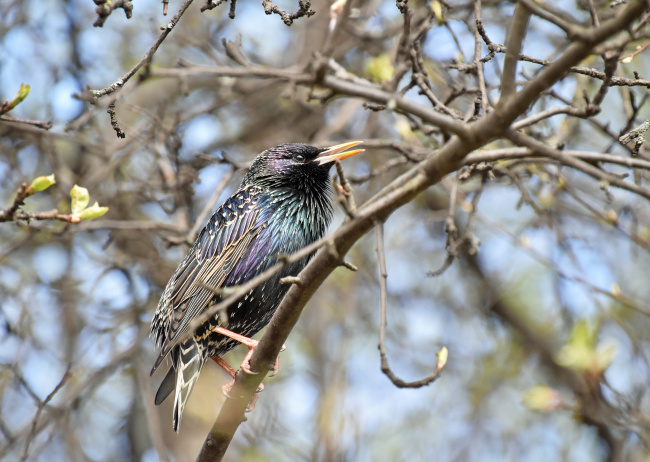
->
<box><xmin>376</xmin><ymin>221</ymin><xmax>446</xmax><ymax>388</ymax></box>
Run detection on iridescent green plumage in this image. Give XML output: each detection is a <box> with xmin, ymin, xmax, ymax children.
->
<box><xmin>150</xmin><ymin>142</ymin><xmax>363</xmax><ymax>431</ymax></box>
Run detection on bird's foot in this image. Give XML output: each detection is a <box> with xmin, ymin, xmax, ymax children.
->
<box><xmin>269</xmin><ymin>344</ymin><xmax>285</xmax><ymax>377</ymax></box>
<box><xmin>241</xmin><ymin>343</ymin><xmax>285</xmax><ymax>377</ymax></box>
<box><xmin>220</xmin><ymin>378</ymin><xmax>236</xmax><ymax>399</ymax></box>
<box><xmin>220</xmin><ymin>377</ymin><xmax>263</xmax><ymax>413</ymax></box>
<box><xmin>335</xmin><ymin>182</ymin><xmax>348</xmax><ymax>196</ymax></box>
<box><xmin>212</xmin><ymin>326</ymin><xmax>260</xmax><ymax>373</ymax></box>
<box><xmin>239</xmin><ymin>339</ymin><xmax>260</xmax><ymax>375</ymax></box>
<box><xmin>220</xmin><ymin>378</ymin><xmax>264</xmax><ymax>397</ymax></box>
<box><xmin>212</xmin><ymin>326</ymin><xmax>285</xmax><ymax>376</ymax></box>
<box><xmin>213</xmin><ymin>345</ymin><xmax>281</xmax><ymax>412</ymax></box>
<box><xmin>212</xmin><ymin>355</ymin><xmax>264</xmax><ymax>394</ymax></box>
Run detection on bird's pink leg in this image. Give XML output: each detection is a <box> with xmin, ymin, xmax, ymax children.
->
<box><xmin>212</xmin><ymin>326</ymin><xmax>284</xmax><ymax>377</ymax></box>
<box><xmin>211</xmin><ymin>355</ymin><xmax>237</xmax><ymax>379</ymax></box>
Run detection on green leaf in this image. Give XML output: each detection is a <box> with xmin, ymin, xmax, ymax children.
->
<box><xmin>70</xmin><ymin>185</ymin><xmax>90</xmax><ymax>214</ymax></box>
<box><xmin>78</xmin><ymin>202</ymin><xmax>109</xmax><ymax>221</ymax></box>
<box><xmin>30</xmin><ymin>174</ymin><xmax>56</xmax><ymax>192</ymax></box>
<box><xmin>7</xmin><ymin>84</ymin><xmax>31</xmax><ymax>111</ymax></box>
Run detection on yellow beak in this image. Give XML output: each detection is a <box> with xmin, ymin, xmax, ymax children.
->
<box><xmin>316</xmin><ymin>141</ymin><xmax>365</xmax><ymax>165</ymax></box>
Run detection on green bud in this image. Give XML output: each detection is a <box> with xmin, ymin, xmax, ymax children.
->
<box><xmin>555</xmin><ymin>320</ymin><xmax>616</xmax><ymax>374</ymax></box>
<box><xmin>6</xmin><ymin>84</ymin><xmax>30</xmax><ymax>111</ymax></box>
<box><xmin>30</xmin><ymin>174</ymin><xmax>56</xmax><ymax>192</ymax></box>
<box><xmin>436</xmin><ymin>346</ymin><xmax>448</xmax><ymax>369</ymax></box>
<box><xmin>78</xmin><ymin>202</ymin><xmax>109</xmax><ymax>221</ymax></box>
<box><xmin>522</xmin><ymin>385</ymin><xmax>562</xmax><ymax>412</ymax></box>
<box><xmin>70</xmin><ymin>185</ymin><xmax>90</xmax><ymax>214</ymax></box>
<box><xmin>431</xmin><ymin>1</ymin><xmax>444</xmax><ymax>25</ymax></box>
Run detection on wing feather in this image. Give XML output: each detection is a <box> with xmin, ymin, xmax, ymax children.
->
<box><xmin>151</xmin><ymin>186</ymin><xmax>266</xmax><ymax>371</ymax></box>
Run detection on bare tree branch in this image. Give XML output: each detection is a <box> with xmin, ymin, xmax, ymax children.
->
<box><xmin>500</xmin><ymin>2</ymin><xmax>531</xmax><ymax>102</ymax></box>
<box><xmin>192</xmin><ymin>3</ymin><xmax>649</xmax><ymax>457</ymax></box>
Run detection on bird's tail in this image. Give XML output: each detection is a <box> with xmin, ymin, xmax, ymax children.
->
<box><xmin>171</xmin><ymin>338</ymin><xmax>205</xmax><ymax>432</ymax></box>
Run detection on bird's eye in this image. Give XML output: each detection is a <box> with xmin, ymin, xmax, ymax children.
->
<box><xmin>295</xmin><ymin>154</ymin><xmax>305</xmax><ymax>162</ymax></box>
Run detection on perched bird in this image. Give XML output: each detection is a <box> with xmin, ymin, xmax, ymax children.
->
<box><xmin>151</xmin><ymin>141</ymin><xmax>364</xmax><ymax>432</ymax></box>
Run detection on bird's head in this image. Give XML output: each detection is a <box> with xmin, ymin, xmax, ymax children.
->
<box><xmin>241</xmin><ymin>142</ymin><xmax>364</xmax><ymax>191</ymax></box>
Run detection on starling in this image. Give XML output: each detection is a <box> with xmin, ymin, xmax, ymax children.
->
<box><xmin>150</xmin><ymin>141</ymin><xmax>364</xmax><ymax>431</ymax></box>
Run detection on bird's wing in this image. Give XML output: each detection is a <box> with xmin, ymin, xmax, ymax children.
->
<box><xmin>151</xmin><ymin>186</ymin><xmax>266</xmax><ymax>371</ymax></box>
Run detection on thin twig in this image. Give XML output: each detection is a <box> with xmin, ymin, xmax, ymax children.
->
<box><xmin>619</xmin><ymin>119</ymin><xmax>650</xmax><ymax>156</ymax></box>
<box><xmin>321</xmin><ymin>0</ymin><xmax>354</xmax><ymax>56</ymax></box>
<box><xmin>87</xmin><ymin>0</ymin><xmax>196</xmax><ymax>100</ymax></box>
<box><xmin>93</xmin><ymin>0</ymin><xmax>134</xmax><ymax>27</ymax></box>
<box><xmin>107</xmin><ymin>102</ymin><xmax>126</xmax><ymax>138</ymax></box>
<box><xmin>0</xmin><ymin>183</ymin><xmax>33</xmax><ymax>222</ymax></box>
<box><xmin>334</xmin><ymin>160</ymin><xmax>357</xmax><ymax>217</ymax></box>
<box><xmin>507</xmin><ymin>130</ymin><xmax>650</xmax><ymax>201</ymax></box>
<box><xmin>473</xmin><ymin>1</ymin><xmax>489</xmax><ymax>116</ymax></box>
<box><xmin>21</xmin><ymin>369</ymin><xmax>71</xmax><ymax>461</ymax></box>
<box><xmin>463</xmin><ymin>147</ymin><xmax>650</xmax><ymax>170</ymax></box>
<box><xmin>0</xmin><ymin>209</ymin><xmax>82</xmax><ymax>224</ymax></box>
<box><xmin>0</xmin><ymin>115</ymin><xmax>52</xmax><ymax>130</ymax></box>
<box><xmin>376</xmin><ymin>221</ymin><xmax>446</xmax><ymax>388</ymax></box>
<box><xmin>429</xmin><ymin>177</ymin><xmax>458</xmax><ymax>277</ymax></box>
<box><xmin>134</xmin><ymin>357</ymin><xmax>171</xmax><ymax>462</ymax></box>
<box><xmin>261</xmin><ymin>0</ymin><xmax>314</xmax><ymax>26</ymax></box>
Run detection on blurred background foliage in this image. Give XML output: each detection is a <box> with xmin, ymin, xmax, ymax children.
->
<box><xmin>1</xmin><ymin>0</ymin><xmax>650</xmax><ymax>461</ymax></box>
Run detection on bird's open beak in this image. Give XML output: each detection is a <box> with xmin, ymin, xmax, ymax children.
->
<box><xmin>316</xmin><ymin>141</ymin><xmax>364</xmax><ymax>165</ymax></box>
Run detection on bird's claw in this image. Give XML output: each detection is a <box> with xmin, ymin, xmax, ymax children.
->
<box><xmin>268</xmin><ymin>352</ymin><xmax>282</xmax><ymax>377</ymax></box>
<box><xmin>221</xmin><ymin>379</ymin><xmax>262</xmax><ymax>412</ymax></box>
<box><xmin>221</xmin><ymin>379</ymin><xmax>235</xmax><ymax>399</ymax></box>
<box><xmin>242</xmin><ymin>344</ymin><xmax>285</xmax><ymax>376</ymax></box>
<box><xmin>245</xmin><ymin>393</ymin><xmax>259</xmax><ymax>412</ymax></box>
<box><xmin>240</xmin><ymin>359</ymin><xmax>259</xmax><ymax>375</ymax></box>
<box><xmin>212</xmin><ymin>327</ymin><xmax>286</xmax><ymax>377</ymax></box>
